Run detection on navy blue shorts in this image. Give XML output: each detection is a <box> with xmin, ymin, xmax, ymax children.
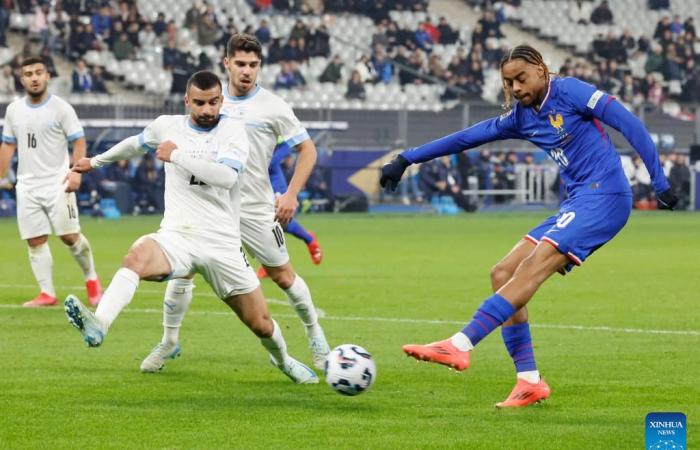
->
<box><xmin>525</xmin><ymin>193</ymin><xmax>632</xmax><ymax>271</ymax></box>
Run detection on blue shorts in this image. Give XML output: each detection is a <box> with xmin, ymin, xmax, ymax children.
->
<box><xmin>525</xmin><ymin>193</ymin><xmax>632</xmax><ymax>271</ymax></box>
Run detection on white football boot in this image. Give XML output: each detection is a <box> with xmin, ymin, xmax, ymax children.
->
<box><xmin>64</xmin><ymin>294</ymin><xmax>106</xmax><ymax>347</ymax></box>
<box><xmin>140</xmin><ymin>342</ymin><xmax>182</xmax><ymax>373</ymax></box>
<box><xmin>270</xmin><ymin>355</ymin><xmax>319</xmax><ymax>384</ymax></box>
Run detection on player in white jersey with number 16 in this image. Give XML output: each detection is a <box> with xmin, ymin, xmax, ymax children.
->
<box><xmin>142</xmin><ymin>34</ymin><xmax>330</xmax><ymax>373</ymax></box>
<box><xmin>63</xmin><ymin>71</ymin><xmax>317</xmax><ymax>384</ymax></box>
<box><xmin>0</xmin><ymin>57</ymin><xmax>102</xmax><ymax>308</ymax></box>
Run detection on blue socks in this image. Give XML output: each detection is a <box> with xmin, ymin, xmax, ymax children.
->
<box><xmin>461</xmin><ymin>293</ymin><xmax>516</xmax><ymax>346</ymax></box>
<box><xmin>501</xmin><ymin>322</ymin><xmax>538</xmax><ymax>372</ymax></box>
<box><xmin>286</xmin><ymin>219</ymin><xmax>313</xmax><ymax>244</ymax></box>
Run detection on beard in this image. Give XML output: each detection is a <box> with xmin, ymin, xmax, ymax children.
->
<box><xmin>193</xmin><ymin>114</ymin><xmax>219</xmax><ymax>128</ymax></box>
<box><xmin>27</xmin><ymin>84</ymin><xmax>47</xmax><ymax>99</ymax></box>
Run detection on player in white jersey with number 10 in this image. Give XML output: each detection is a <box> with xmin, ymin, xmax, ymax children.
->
<box><xmin>142</xmin><ymin>34</ymin><xmax>331</xmax><ymax>373</ymax></box>
<box><xmin>63</xmin><ymin>71</ymin><xmax>317</xmax><ymax>384</ymax></box>
<box><xmin>0</xmin><ymin>57</ymin><xmax>102</xmax><ymax>307</ymax></box>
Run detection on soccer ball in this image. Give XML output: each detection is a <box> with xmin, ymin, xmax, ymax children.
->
<box><xmin>324</xmin><ymin>344</ymin><xmax>376</xmax><ymax>396</ymax></box>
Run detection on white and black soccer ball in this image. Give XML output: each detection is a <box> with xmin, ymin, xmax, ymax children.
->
<box><xmin>324</xmin><ymin>344</ymin><xmax>376</xmax><ymax>396</ymax></box>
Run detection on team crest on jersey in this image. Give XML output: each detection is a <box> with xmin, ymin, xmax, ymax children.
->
<box><xmin>548</xmin><ymin>112</ymin><xmax>569</xmax><ymax>139</ymax></box>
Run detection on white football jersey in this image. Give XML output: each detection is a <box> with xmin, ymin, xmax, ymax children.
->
<box><xmin>221</xmin><ymin>85</ymin><xmax>310</xmax><ymax>219</ymax></box>
<box><xmin>139</xmin><ymin>115</ymin><xmax>249</xmax><ymax>238</ymax></box>
<box><xmin>1</xmin><ymin>95</ymin><xmax>84</xmax><ymax>188</ymax></box>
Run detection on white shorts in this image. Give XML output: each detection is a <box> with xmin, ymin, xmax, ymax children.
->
<box><xmin>147</xmin><ymin>229</ymin><xmax>259</xmax><ymax>300</ymax></box>
<box><xmin>16</xmin><ymin>183</ymin><xmax>80</xmax><ymax>240</ymax></box>
<box><xmin>240</xmin><ymin>216</ymin><xmax>289</xmax><ymax>268</ymax></box>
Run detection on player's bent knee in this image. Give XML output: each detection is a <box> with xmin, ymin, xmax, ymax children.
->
<box><xmin>267</xmin><ymin>266</ymin><xmax>295</xmax><ymax>289</ymax></box>
<box><xmin>27</xmin><ymin>235</ymin><xmax>48</xmax><ymax>247</ymax></box>
<box><xmin>248</xmin><ymin>317</ymin><xmax>274</xmax><ymax>338</ymax></box>
<box><xmin>490</xmin><ymin>264</ymin><xmax>512</xmax><ymax>290</ymax></box>
<box><xmin>59</xmin><ymin>233</ymin><xmax>79</xmax><ymax>246</ymax></box>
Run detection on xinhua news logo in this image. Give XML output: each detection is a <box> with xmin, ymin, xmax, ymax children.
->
<box><xmin>645</xmin><ymin>412</ymin><xmax>686</xmax><ymax>450</ymax></box>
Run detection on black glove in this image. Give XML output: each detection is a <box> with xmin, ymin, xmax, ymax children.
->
<box><xmin>379</xmin><ymin>154</ymin><xmax>411</xmax><ymax>192</ymax></box>
<box><xmin>657</xmin><ymin>188</ymin><xmax>678</xmax><ymax>210</ymax></box>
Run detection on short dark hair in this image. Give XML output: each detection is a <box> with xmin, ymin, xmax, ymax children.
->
<box><xmin>226</xmin><ymin>33</ymin><xmax>262</xmax><ymax>59</ymax></box>
<box><xmin>186</xmin><ymin>70</ymin><xmax>222</xmax><ymax>92</ymax></box>
<box><xmin>20</xmin><ymin>57</ymin><xmax>46</xmax><ymax>68</ymax></box>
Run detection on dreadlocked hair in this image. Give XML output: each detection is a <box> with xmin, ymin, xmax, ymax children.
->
<box><xmin>499</xmin><ymin>44</ymin><xmax>551</xmax><ymax>110</ymax></box>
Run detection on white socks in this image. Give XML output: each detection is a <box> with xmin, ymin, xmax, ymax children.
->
<box><xmin>67</xmin><ymin>234</ymin><xmax>97</xmax><ymax>281</ymax></box>
<box><xmin>283</xmin><ymin>275</ymin><xmax>319</xmax><ymax>335</ymax></box>
<box><xmin>162</xmin><ymin>278</ymin><xmax>194</xmax><ymax>345</ymax></box>
<box><xmin>260</xmin><ymin>319</ymin><xmax>289</xmax><ymax>366</ymax></box>
<box><xmin>517</xmin><ymin>370</ymin><xmax>541</xmax><ymax>384</ymax></box>
<box><xmin>28</xmin><ymin>243</ymin><xmax>55</xmax><ymax>297</ymax></box>
<box><xmin>450</xmin><ymin>332</ymin><xmax>474</xmax><ymax>352</ymax></box>
<box><xmin>95</xmin><ymin>267</ymin><xmax>140</xmax><ymax>329</ymax></box>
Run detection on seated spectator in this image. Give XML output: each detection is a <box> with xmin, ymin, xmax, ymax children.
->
<box><xmin>281</xmin><ymin>38</ymin><xmax>303</xmax><ymax>63</ymax></box>
<box><xmin>307</xmin><ymin>24</ymin><xmax>331</xmax><ymax>57</ymax></box>
<box><xmin>267</xmin><ymin>38</ymin><xmax>283</xmax><ymax>64</ymax></box>
<box><xmin>255</xmin><ymin>19</ymin><xmax>271</xmax><ymax>44</ymax></box>
<box><xmin>372</xmin><ymin>49</ymin><xmax>394</xmax><ymax>84</ymax></box>
<box><xmin>414</xmin><ymin>22</ymin><xmax>434</xmax><ymax>53</ymax></box>
<box><xmin>0</xmin><ymin>5</ymin><xmax>8</xmax><ymax>48</ymax></box>
<box><xmin>440</xmin><ymin>76</ymin><xmax>460</xmax><ymax>101</ymax></box>
<box><xmin>419</xmin><ymin>156</ymin><xmax>472</xmax><ymax>212</ymax></box>
<box><xmin>684</xmin><ymin>17</ymin><xmax>696</xmax><ymax>39</ymax></box>
<box><xmin>91</xmin><ymin>5</ymin><xmax>112</xmax><ymax>36</ymax></box>
<box><xmin>113</xmin><ymin>33</ymin><xmax>134</xmax><ymax>60</ymax></box>
<box><xmin>669</xmin><ymin>15</ymin><xmax>685</xmax><ymax>37</ymax></box>
<box><xmin>437</xmin><ymin>17</ymin><xmax>458</xmax><ymax>45</ymax></box>
<box><xmin>139</xmin><ymin>23</ymin><xmax>158</xmax><ymax>48</ymax></box>
<box><xmin>153</xmin><ymin>12</ymin><xmax>167</xmax><ymax>36</ymax></box>
<box><xmin>0</xmin><ymin>65</ymin><xmax>15</xmax><ymax>94</ymax></box>
<box><xmin>354</xmin><ymin>55</ymin><xmax>377</xmax><ymax>83</ymax></box>
<box><xmin>91</xmin><ymin>66</ymin><xmax>108</xmax><ymax>93</ymax></box>
<box><xmin>197</xmin><ymin>13</ymin><xmax>219</xmax><ymax>46</ymax></box>
<box><xmin>71</xmin><ymin>59</ymin><xmax>93</xmax><ymax>93</ymax></box>
<box><xmin>30</xmin><ymin>3</ymin><xmax>50</xmax><ymax>48</ymax></box>
<box><xmin>345</xmin><ymin>70</ymin><xmax>366</xmax><ymax>100</ymax></box>
<box><xmin>668</xmin><ymin>154</ymin><xmax>690</xmax><ymax>209</ymax></box>
<box><xmin>590</xmin><ymin>0</ymin><xmax>613</xmax><ymax>25</ymax></box>
<box><xmin>185</xmin><ymin>1</ymin><xmax>204</xmax><ymax>30</ymax></box>
<box><xmin>319</xmin><ymin>55</ymin><xmax>343</xmax><ymax>83</ymax></box>
<box><xmin>39</xmin><ymin>46</ymin><xmax>58</xmax><ymax>77</ymax></box>
<box><xmin>289</xmin><ymin>19</ymin><xmax>307</xmax><ymax>41</ymax></box>
<box><xmin>654</xmin><ymin>16</ymin><xmax>671</xmax><ymax>41</ymax></box>
<box><xmin>133</xmin><ymin>154</ymin><xmax>164</xmax><ymax>214</ymax></box>
<box><xmin>274</xmin><ymin>62</ymin><xmax>306</xmax><ymax>89</ymax></box>
<box><xmin>645</xmin><ymin>45</ymin><xmax>664</xmax><ymax>74</ymax></box>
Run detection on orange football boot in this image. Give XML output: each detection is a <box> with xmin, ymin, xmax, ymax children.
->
<box><xmin>495</xmin><ymin>378</ymin><xmax>551</xmax><ymax>408</ymax></box>
<box><xmin>256</xmin><ymin>266</ymin><xmax>268</xmax><ymax>279</ymax></box>
<box><xmin>23</xmin><ymin>292</ymin><xmax>58</xmax><ymax>307</ymax></box>
<box><xmin>307</xmin><ymin>232</ymin><xmax>323</xmax><ymax>265</ymax></box>
<box><xmin>86</xmin><ymin>278</ymin><xmax>103</xmax><ymax>307</ymax></box>
<box><xmin>402</xmin><ymin>338</ymin><xmax>470</xmax><ymax>371</ymax></box>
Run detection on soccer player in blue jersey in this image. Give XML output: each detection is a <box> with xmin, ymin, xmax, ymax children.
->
<box><xmin>256</xmin><ymin>139</ymin><xmax>322</xmax><ymax>279</ymax></box>
<box><xmin>380</xmin><ymin>45</ymin><xmax>677</xmax><ymax>408</ymax></box>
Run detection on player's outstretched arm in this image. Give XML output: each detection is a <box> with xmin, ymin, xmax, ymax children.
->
<box><xmin>598</xmin><ymin>100</ymin><xmax>677</xmax><ymax>209</ymax></box>
<box><xmin>0</xmin><ymin>142</ymin><xmax>16</xmax><ymax>178</ymax></box>
<box><xmin>89</xmin><ymin>135</ymin><xmax>145</xmax><ymax>169</ymax></box>
<box><xmin>277</xmin><ymin>139</ymin><xmax>317</xmax><ymax>225</ymax></box>
<box><xmin>380</xmin><ymin>115</ymin><xmax>520</xmax><ymax>191</ymax></box>
<box><xmin>157</xmin><ymin>140</ymin><xmax>239</xmax><ymax>189</ymax></box>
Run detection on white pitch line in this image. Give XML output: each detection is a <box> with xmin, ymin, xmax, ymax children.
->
<box><xmin>0</xmin><ymin>295</ymin><xmax>697</xmax><ymax>337</ymax></box>
<box><xmin>0</xmin><ymin>283</ymin><xmax>325</xmax><ymax>317</ymax></box>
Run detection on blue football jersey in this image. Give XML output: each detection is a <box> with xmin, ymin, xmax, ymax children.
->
<box><xmin>402</xmin><ymin>77</ymin><xmax>669</xmax><ymax>198</ymax></box>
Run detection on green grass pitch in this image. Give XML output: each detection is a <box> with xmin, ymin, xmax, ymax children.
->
<box><xmin>0</xmin><ymin>212</ymin><xmax>698</xmax><ymax>449</ymax></box>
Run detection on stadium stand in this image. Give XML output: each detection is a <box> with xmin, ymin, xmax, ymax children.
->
<box><xmin>0</xmin><ymin>0</ymin><xmax>697</xmax><ymax>212</ymax></box>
